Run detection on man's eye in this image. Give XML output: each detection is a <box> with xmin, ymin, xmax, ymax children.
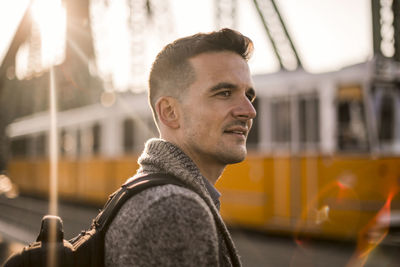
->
<box><xmin>217</xmin><ymin>91</ymin><xmax>231</xmax><ymax>97</ymax></box>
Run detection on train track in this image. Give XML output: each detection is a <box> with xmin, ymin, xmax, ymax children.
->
<box><xmin>0</xmin><ymin>195</ymin><xmax>99</xmax><ymax>244</ymax></box>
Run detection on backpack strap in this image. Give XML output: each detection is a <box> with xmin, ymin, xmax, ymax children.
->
<box><xmin>93</xmin><ymin>172</ymin><xmax>184</xmax><ymax>232</ymax></box>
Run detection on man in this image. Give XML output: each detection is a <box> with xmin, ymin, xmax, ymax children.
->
<box><xmin>105</xmin><ymin>28</ymin><xmax>256</xmax><ymax>267</ymax></box>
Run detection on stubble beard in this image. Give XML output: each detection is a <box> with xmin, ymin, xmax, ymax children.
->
<box><xmin>183</xmin><ymin>131</ymin><xmax>248</xmax><ymax>167</ymax></box>
<box><xmin>215</xmin><ymin>139</ymin><xmax>247</xmax><ymax>165</ymax></box>
<box><xmin>182</xmin><ymin>114</ymin><xmax>249</xmax><ymax>167</ymax></box>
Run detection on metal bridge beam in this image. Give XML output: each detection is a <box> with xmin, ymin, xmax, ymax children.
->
<box><xmin>393</xmin><ymin>0</ymin><xmax>400</xmax><ymax>62</ymax></box>
<box><xmin>252</xmin><ymin>0</ymin><xmax>302</xmax><ymax>71</ymax></box>
<box><xmin>371</xmin><ymin>0</ymin><xmax>400</xmax><ymax>61</ymax></box>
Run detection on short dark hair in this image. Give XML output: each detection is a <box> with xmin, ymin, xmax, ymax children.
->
<box><xmin>148</xmin><ymin>28</ymin><xmax>253</xmax><ymax>120</ymax></box>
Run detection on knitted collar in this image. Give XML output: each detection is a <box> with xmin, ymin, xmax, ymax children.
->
<box><xmin>137</xmin><ymin>138</ymin><xmax>212</xmax><ymax>203</ymax></box>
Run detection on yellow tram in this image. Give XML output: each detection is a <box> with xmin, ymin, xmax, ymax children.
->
<box><xmin>6</xmin><ymin>60</ymin><xmax>400</xmax><ymax>240</ymax></box>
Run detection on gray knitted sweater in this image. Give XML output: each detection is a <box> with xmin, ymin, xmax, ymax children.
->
<box><xmin>105</xmin><ymin>138</ymin><xmax>241</xmax><ymax>266</ymax></box>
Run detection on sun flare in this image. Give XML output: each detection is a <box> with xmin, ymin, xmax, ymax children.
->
<box><xmin>31</xmin><ymin>0</ymin><xmax>66</xmax><ymax>68</ymax></box>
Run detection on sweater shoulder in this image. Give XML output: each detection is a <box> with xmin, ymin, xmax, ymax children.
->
<box><xmin>117</xmin><ymin>183</ymin><xmax>210</xmax><ymax>216</ymax></box>
<box><xmin>105</xmin><ymin>184</ymin><xmax>219</xmax><ymax>266</ymax></box>
<box><xmin>105</xmin><ymin>184</ymin><xmax>215</xmax><ymax>240</ymax></box>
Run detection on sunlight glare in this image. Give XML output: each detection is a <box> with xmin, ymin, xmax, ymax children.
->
<box><xmin>90</xmin><ymin>0</ymin><xmax>132</xmax><ymax>92</ymax></box>
<box><xmin>31</xmin><ymin>0</ymin><xmax>66</xmax><ymax>69</ymax></box>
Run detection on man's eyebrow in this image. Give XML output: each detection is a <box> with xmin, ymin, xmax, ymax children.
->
<box><xmin>209</xmin><ymin>82</ymin><xmax>238</xmax><ymax>92</ymax></box>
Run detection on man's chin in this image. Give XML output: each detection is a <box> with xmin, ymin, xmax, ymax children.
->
<box><xmin>219</xmin><ymin>147</ymin><xmax>247</xmax><ymax>165</ymax></box>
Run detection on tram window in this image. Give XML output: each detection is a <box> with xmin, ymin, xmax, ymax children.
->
<box><xmin>60</xmin><ymin>130</ymin><xmax>77</xmax><ymax>157</ymax></box>
<box><xmin>92</xmin><ymin>123</ymin><xmax>101</xmax><ymax>155</ymax></box>
<box><xmin>247</xmin><ymin>98</ymin><xmax>259</xmax><ymax>148</ymax></box>
<box><xmin>123</xmin><ymin>118</ymin><xmax>135</xmax><ymax>153</ymax></box>
<box><xmin>60</xmin><ymin>130</ymin><xmax>67</xmax><ymax>156</ymax></box>
<box><xmin>337</xmin><ymin>100</ymin><xmax>368</xmax><ymax>151</ymax></box>
<box><xmin>10</xmin><ymin>137</ymin><xmax>28</xmax><ymax>158</ymax></box>
<box><xmin>76</xmin><ymin>129</ymin><xmax>82</xmax><ymax>156</ymax></box>
<box><xmin>35</xmin><ymin>133</ymin><xmax>46</xmax><ymax>157</ymax></box>
<box><xmin>378</xmin><ymin>94</ymin><xmax>394</xmax><ymax>142</ymax></box>
<box><xmin>299</xmin><ymin>96</ymin><xmax>320</xmax><ymax>147</ymax></box>
<box><xmin>271</xmin><ymin>99</ymin><xmax>291</xmax><ymax>143</ymax></box>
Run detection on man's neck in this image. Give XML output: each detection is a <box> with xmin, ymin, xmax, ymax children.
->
<box><xmin>180</xmin><ymin>149</ymin><xmax>225</xmax><ymax>184</ymax></box>
<box><xmin>160</xmin><ymin>135</ymin><xmax>225</xmax><ymax>184</ymax></box>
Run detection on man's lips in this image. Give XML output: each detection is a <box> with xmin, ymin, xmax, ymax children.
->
<box><xmin>223</xmin><ymin>126</ymin><xmax>248</xmax><ymax>137</ymax></box>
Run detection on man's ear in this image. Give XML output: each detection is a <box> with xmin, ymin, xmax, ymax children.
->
<box><xmin>155</xmin><ymin>97</ymin><xmax>180</xmax><ymax>129</ymax></box>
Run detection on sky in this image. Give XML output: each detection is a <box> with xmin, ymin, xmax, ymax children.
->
<box><xmin>0</xmin><ymin>0</ymin><xmax>30</xmax><ymax>63</ymax></box>
<box><xmin>0</xmin><ymin>0</ymin><xmax>372</xmax><ymax>86</ymax></box>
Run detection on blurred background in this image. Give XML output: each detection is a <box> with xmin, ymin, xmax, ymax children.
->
<box><xmin>0</xmin><ymin>0</ymin><xmax>400</xmax><ymax>266</ymax></box>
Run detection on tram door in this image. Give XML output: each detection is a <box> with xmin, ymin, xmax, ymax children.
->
<box><xmin>270</xmin><ymin>93</ymin><xmax>320</xmax><ymax>230</ymax></box>
<box><xmin>372</xmin><ymin>82</ymin><xmax>400</xmax><ymax>151</ymax></box>
<box><xmin>337</xmin><ymin>85</ymin><xmax>369</xmax><ymax>152</ymax></box>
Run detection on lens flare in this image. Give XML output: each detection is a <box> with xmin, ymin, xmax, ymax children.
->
<box><xmin>294</xmin><ymin>177</ymin><xmax>357</xmax><ymax>241</ymax></box>
<box><xmin>347</xmin><ymin>189</ymin><xmax>398</xmax><ymax>267</ymax></box>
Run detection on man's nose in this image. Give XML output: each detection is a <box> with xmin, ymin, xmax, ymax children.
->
<box><xmin>232</xmin><ymin>96</ymin><xmax>257</xmax><ymax>120</ymax></box>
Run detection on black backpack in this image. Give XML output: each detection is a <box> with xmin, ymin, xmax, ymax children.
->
<box><xmin>4</xmin><ymin>173</ymin><xmax>184</xmax><ymax>267</ymax></box>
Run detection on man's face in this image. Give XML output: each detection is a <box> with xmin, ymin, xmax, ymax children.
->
<box><xmin>178</xmin><ymin>51</ymin><xmax>256</xmax><ymax>167</ymax></box>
